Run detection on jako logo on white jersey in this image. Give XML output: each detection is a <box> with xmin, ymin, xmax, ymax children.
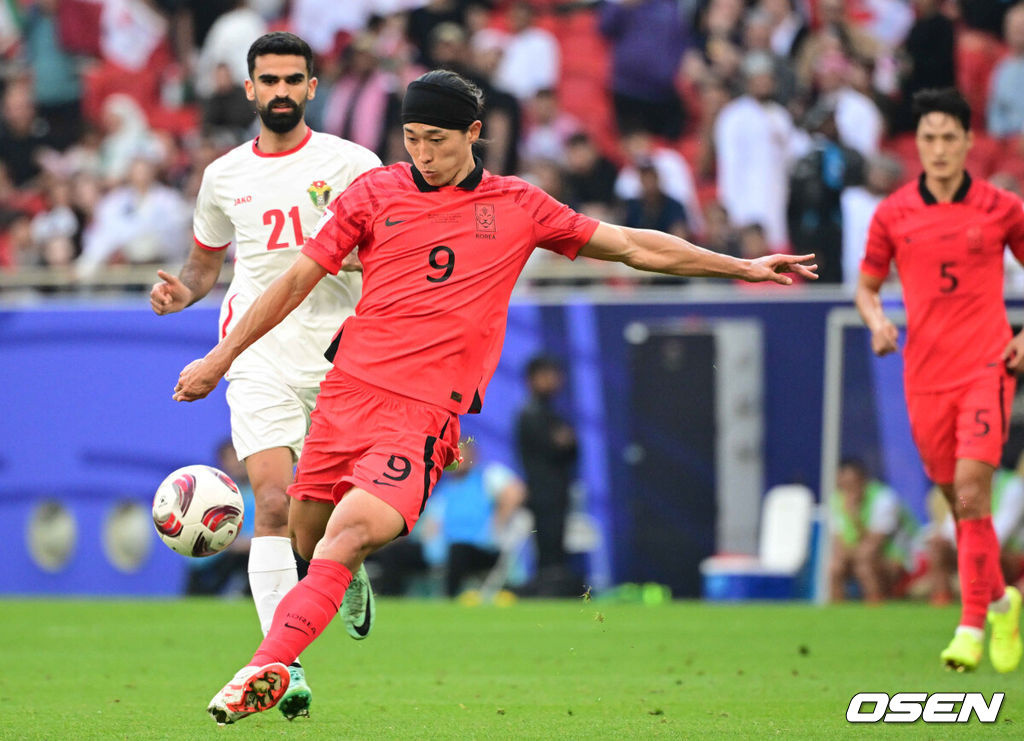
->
<box><xmin>846</xmin><ymin>692</ymin><xmax>1004</xmax><ymax>723</ymax></box>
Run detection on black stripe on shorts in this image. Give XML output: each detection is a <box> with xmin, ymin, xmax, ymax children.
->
<box><xmin>420</xmin><ymin>435</ymin><xmax>437</xmax><ymax>515</ymax></box>
<box><xmin>1000</xmin><ymin>373</ymin><xmax>1007</xmax><ymax>439</ymax></box>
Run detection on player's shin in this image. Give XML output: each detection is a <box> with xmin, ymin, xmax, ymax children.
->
<box><xmin>958</xmin><ymin>517</ymin><xmax>999</xmax><ymax>629</ymax></box>
<box><xmin>251</xmin><ymin>559</ymin><xmax>353</xmax><ymax>666</ymax></box>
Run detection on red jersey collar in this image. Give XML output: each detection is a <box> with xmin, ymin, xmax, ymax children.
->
<box><xmin>410</xmin><ymin>156</ymin><xmax>484</xmax><ymax>192</ymax></box>
<box><xmin>918</xmin><ymin>171</ymin><xmax>972</xmax><ymax>205</ymax></box>
<box><xmin>251</xmin><ymin>126</ymin><xmax>313</xmax><ymax>158</ymax></box>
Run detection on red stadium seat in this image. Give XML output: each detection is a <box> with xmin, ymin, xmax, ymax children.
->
<box><xmin>956</xmin><ymin>27</ymin><xmax>1006</xmax><ymax>133</ymax></box>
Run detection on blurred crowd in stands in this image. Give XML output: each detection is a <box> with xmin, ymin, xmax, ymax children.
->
<box><xmin>3</xmin><ymin>0</ymin><xmax>1024</xmax><ymax>293</ymax></box>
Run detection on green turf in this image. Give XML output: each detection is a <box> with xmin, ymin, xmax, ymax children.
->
<box><xmin>1</xmin><ymin>597</ymin><xmax>1019</xmax><ymax>739</ymax></box>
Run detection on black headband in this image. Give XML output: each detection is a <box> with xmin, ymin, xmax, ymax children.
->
<box><xmin>401</xmin><ymin>80</ymin><xmax>479</xmax><ymax>130</ymax></box>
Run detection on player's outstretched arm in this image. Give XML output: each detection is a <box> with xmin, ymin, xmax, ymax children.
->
<box><xmin>173</xmin><ymin>254</ymin><xmax>328</xmax><ymax>401</ymax></box>
<box><xmin>854</xmin><ymin>271</ymin><xmax>899</xmax><ymax>356</ymax></box>
<box><xmin>151</xmin><ymin>244</ymin><xmax>227</xmax><ymax>315</ymax></box>
<box><xmin>577</xmin><ymin>222</ymin><xmax>818</xmax><ymax>284</ymax></box>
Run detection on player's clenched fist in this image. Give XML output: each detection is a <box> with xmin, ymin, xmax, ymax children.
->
<box><xmin>173</xmin><ymin>357</ymin><xmax>223</xmax><ymax>402</ymax></box>
<box><xmin>870</xmin><ymin>320</ymin><xmax>899</xmax><ymax>356</ymax></box>
<box><xmin>1002</xmin><ymin>331</ymin><xmax>1024</xmax><ymax>374</ymax></box>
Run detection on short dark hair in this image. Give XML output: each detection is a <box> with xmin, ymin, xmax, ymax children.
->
<box><xmin>415</xmin><ymin>69</ymin><xmax>485</xmax><ymax>122</ymax></box>
<box><xmin>247</xmin><ymin>32</ymin><xmax>315</xmax><ymax>79</ymax></box>
<box><xmin>526</xmin><ymin>354</ymin><xmax>562</xmax><ymax>379</ymax></box>
<box><xmin>838</xmin><ymin>457</ymin><xmax>869</xmax><ymax>477</ymax></box>
<box><xmin>912</xmin><ymin>87</ymin><xmax>971</xmax><ymax>132</ymax></box>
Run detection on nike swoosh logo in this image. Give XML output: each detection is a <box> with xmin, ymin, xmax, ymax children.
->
<box><xmin>384</xmin><ymin>217</ymin><xmax>405</xmax><ymax>226</ymax></box>
<box><xmin>284</xmin><ymin>622</ymin><xmax>310</xmax><ymax>635</ymax></box>
<box><xmin>352</xmin><ymin>590</ymin><xmax>372</xmax><ymax>637</ymax></box>
<box><xmin>371</xmin><ymin>479</ymin><xmax>398</xmax><ymax>488</ymax></box>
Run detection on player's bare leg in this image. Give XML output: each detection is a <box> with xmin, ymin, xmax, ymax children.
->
<box><xmin>244</xmin><ymin>446</ymin><xmax>311</xmax><ymax>718</ymax></box>
<box><xmin>828</xmin><ymin>542</ymin><xmax>854</xmax><ymax>602</ymax></box>
<box><xmin>852</xmin><ymin>543</ymin><xmax>885</xmax><ymax>603</ymax></box>
<box><xmin>313</xmin><ymin>487</ymin><xmax>407</xmax><ymax>564</ymax></box>
<box><xmin>926</xmin><ymin>535</ymin><xmax>956</xmax><ymax>606</ymax></box>
<box><xmin>289</xmin><ymin>498</ymin><xmax>334</xmax><ymax>562</ymax></box>
<box><xmin>292</xmin><ymin>498</ymin><xmax>376</xmax><ymax>640</ymax></box>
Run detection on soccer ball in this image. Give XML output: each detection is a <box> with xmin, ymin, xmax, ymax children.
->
<box><xmin>152</xmin><ymin>465</ymin><xmax>244</xmax><ymax>557</ymax></box>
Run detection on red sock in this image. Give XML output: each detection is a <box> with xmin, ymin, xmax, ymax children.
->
<box><xmin>989</xmin><ymin>536</ymin><xmax>1007</xmax><ymax>604</ymax></box>
<box><xmin>957</xmin><ymin>517</ymin><xmax>1000</xmax><ymax>629</ymax></box>
<box><xmin>250</xmin><ymin>559</ymin><xmax>352</xmax><ymax>667</ymax></box>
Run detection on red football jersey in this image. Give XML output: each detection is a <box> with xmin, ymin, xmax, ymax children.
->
<box><xmin>302</xmin><ymin>160</ymin><xmax>599</xmax><ymax>413</ymax></box>
<box><xmin>861</xmin><ymin>173</ymin><xmax>1024</xmax><ymax>391</ymax></box>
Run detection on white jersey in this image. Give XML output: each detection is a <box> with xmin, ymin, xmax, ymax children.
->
<box><xmin>194</xmin><ymin>129</ymin><xmax>381</xmax><ymax>387</ymax></box>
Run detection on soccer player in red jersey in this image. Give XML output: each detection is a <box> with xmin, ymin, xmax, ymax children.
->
<box><xmin>150</xmin><ymin>33</ymin><xmax>380</xmax><ymax>720</ymax></box>
<box><xmin>856</xmin><ymin>88</ymin><xmax>1024</xmax><ymax>672</ymax></box>
<box><xmin>173</xmin><ymin>69</ymin><xmax>818</xmax><ymax>724</ymax></box>
<box><xmin>150</xmin><ymin>33</ymin><xmax>382</xmax><ymax>720</ymax></box>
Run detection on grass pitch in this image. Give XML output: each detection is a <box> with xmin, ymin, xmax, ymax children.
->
<box><xmin>2</xmin><ymin>597</ymin><xmax>1020</xmax><ymax>739</ymax></box>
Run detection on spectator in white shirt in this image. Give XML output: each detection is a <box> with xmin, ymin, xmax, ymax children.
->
<box><xmin>714</xmin><ymin>51</ymin><xmax>798</xmax><ymax>250</ymax></box>
<box><xmin>519</xmin><ymin>88</ymin><xmax>582</xmax><ymax>167</ymax></box>
<box><xmin>194</xmin><ymin>1</ymin><xmax>267</xmax><ymax>99</ymax></box>
<box><xmin>493</xmin><ymin>2</ymin><xmax>560</xmax><ymax>102</ymax></box>
<box><xmin>77</xmin><ymin>157</ymin><xmax>189</xmax><ymax>279</ymax></box>
<box><xmin>97</xmin><ymin>94</ymin><xmax>166</xmax><ymax>185</ymax></box>
<box><xmin>840</xmin><ymin>153</ymin><xmax>903</xmax><ymax>290</ymax></box>
<box><xmin>814</xmin><ymin>49</ymin><xmax>884</xmax><ymax>157</ymax></box>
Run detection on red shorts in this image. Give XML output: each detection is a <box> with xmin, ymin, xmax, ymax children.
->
<box><xmin>289</xmin><ymin>369</ymin><xmax>460</xmax><ymax>533</ymax></box>
<box><xmin>906</xmin><ymin>367</ymin><xmax>1015</xmax><ymax>484</ymax></box>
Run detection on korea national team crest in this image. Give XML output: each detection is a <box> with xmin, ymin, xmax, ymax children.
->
<box><xmin>966</xmin><ymin>225</ymin><xmax>983</xmax><ymax>254</ymax></box>
<box><xmin>475</xmin><ymin>203</ymin><xmax>496</xmax><ymax>236</ymax></box>
<box><xmin>307</xmin><ymin>180</ymin><xmax>331</xmax><ymax>209</ymax></box>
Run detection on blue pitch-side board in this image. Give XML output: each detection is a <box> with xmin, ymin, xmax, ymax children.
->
<box><xmin>0</xmin><ymin>292</ymin><xmax>951</xmax><ymax>596</ymax></box>
<box><xmin>0</xmin><ymin>305</ymin><xmax>230</xmax><ymax>595</ymax></box>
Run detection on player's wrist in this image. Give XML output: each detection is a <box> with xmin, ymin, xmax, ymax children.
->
<box><xmin>736</xmin><ymin>257</ymin><xmax>758</xmax><ymax>281</ymax></box>
<box><xmin>204</xmin><ymin>344</ymin><xmax>234</xmax><ymax>376</ymax></box>
<box><xmin>867</xmin><ymin>317</ymin><xmax>890</xmax><ymax>335</ymax></box>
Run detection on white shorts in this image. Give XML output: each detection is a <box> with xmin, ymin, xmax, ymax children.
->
<box><xmin>225</xmin><ymin>374</ymin><xmax>321</xmax><ymax>462</ymax></box>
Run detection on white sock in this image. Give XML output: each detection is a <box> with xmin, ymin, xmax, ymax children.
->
<box><xmin>955</xmin><ymin>625</ymin><xmax>985</xmax><ymax>642</ymax></box>
<box><xmin>989</xmin><ymin>592</ymin><xmax>1011</xmax><ymax>614</ymax></box>
<box><xmin>248</xmin><ymin>536</ymin><xmax>298</xmax><ymax>637</ymax></box>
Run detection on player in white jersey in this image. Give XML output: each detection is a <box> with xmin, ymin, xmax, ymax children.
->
<box><xmin>150</xmin><ymin>32</ymin><xmax>380</xmax><ymax>721</ymax></box>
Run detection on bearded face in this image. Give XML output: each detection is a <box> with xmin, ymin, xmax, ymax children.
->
<box><xmin>257</xmin><ymin>95</ymin><xmax>305</xmax><ymax>134</ymax></box>
<box><xmin>245</xmin><ymin>53</ymin><xmax>317</xmax><ymax>137</ymax></box>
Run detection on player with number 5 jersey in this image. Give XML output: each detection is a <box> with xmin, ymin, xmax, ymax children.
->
<box><xmin>857</xmin><ymin>88</ymin><xmax>1024</xmax><ymax>674</ymax></box>
<box><xmin>150</xmin><ymin>33</ymin><xmax>380</xmax><ymax>723</ymax></box>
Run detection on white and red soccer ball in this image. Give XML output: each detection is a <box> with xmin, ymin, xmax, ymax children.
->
<box><xmin>152</xmin><ymin>465</ymin><xmax>244</xmax><ymax>557</ymax></box>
